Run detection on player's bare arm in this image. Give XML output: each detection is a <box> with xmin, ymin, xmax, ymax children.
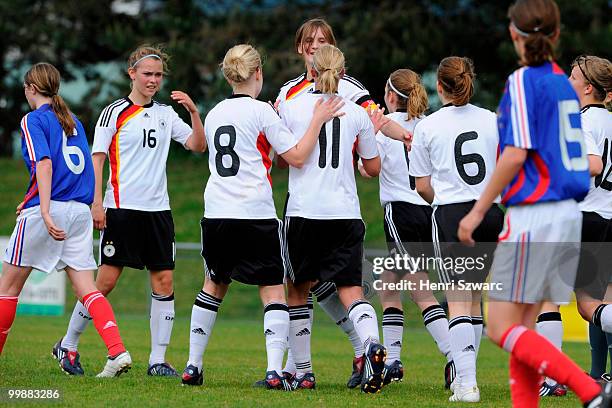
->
<box><xmin>36</xmin><ymin>158</ymin><xmax>66</xmax><ymax>241</ymax></box>
<box><xmin>91</xmin><ymin>152</ymin><xmax>107</xmax><ymax>230</ymax></box>
<box><xmin>172</xmin><ymin>91</ymin><xmax>206</xmax><ymax>153</ymax></box>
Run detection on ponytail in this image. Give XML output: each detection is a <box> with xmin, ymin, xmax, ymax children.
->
<box><xmin>313</xmin><ymin>45</ymin><xmax>345</xmax><ymax>94</ymax></box>
<box><xmin>388</xmin><ymin>69</ymin><xmax>428</xmax><ymax>121</ymax></box>
<box><xmin>51</xmin><ymin>95</ymin><xmax>76</xmax><ymax>137</ymax></box>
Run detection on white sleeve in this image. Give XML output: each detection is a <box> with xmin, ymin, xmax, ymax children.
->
<box><xmin>408</xmin><ymin>123</ymin><xmax>432</xmax><ymax>177</ymax></box>
<box><xmin>261</xmin><ymin>105</ymin><xmax>297</xmax><ymax>154</ymax></box>
<box><xmin>582</xmin><ymin>121</ymin><xmax>599</xmax><ymax>156</ymax></box>
<box><xmin>91</xmin><ymin>110</ymin><xmax>117</xmax><ymax>155</ymax></box>
<box><xmin>356</xmin><ymin>112</ymin><xmax>379</xmax><ymax>160</ymax></box>
<box><xmin>376</xmin><ymin>134</ymin><xmax>387</xmax><ymax>162</ymax></box>
<box><xmin>169</xmin><ymin>107</ymin><xmax>192</xmax><ymax>147</ymax></box>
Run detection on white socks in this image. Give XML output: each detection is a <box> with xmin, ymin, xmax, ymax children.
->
<box><xmin>382</xmin><ymin>307</ymin><xmax>404</xmax><ymax>364</ymax></box>
<box><xmin>149</xmin><ymin>292</ymin><xmax>175</xmax><ymax>365</ymax></box>
<box><xmin>422</xmin><ymin>305</ymin><xmax>452</xmax><ymax>360</ymax></box>
<box><xmin>187</xmin><ymin>291</ymin><xmax>221</xmax><ymax>370</ymax></box>
<box><xmin>288</xmin><ymin>305</ymin><xmax>312</xmax><ymax>377</ymax></box>
<box><xmin>449</xmin><ymin>316</ymin><xmax>477</xmax><ymax>389</ymax></box>
<box><xmin>61</xmin><ymin>301</ymin><xmax>92</xmax><ymax>351</ymax></box>
<box><xmin>263</xmin><ymin>303</ymin><xmax>289</xmax><ymax>374</ymax></box>
<box><xmin>348</xmin><ymin>300</ymin><xmax>380</xmax><ymax>351</ymax></box>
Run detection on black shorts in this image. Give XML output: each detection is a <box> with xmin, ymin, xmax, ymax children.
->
<box><xmin>201</xmin><ymin>218</ymin><xmax>285</xmax><ymax>286</ymax></box>
<box><xmin>100</xmin><ymin>209</ymin><xmax>175</xmax><ymax>270</ymax></box>
<box><xmin>575</xmin><ymin>212</ymin><xmax>612</xmax><ymax>300</ymax></box>
<box><xmin>285</xmin><ymin>217</ymin><xmax>365</xmax><ymax>287</ymax></box>
<box><xmin>383</xmin><ymin>202</ymin><xmax>433</xmax><ymax>273</ymax></box>
<box><xmin>432</xmin><ymin>202</ymin><xmax>503</xmax><ymax>284</ymax></box>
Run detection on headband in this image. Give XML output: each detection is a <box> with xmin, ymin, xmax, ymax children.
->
<box><xmin>511</xmin><ymin>21</ymin><xmax>554</xmax><ymax>38</ymax></box>
<box><xmin>131</xmin><ymin>54</ymin><xmax>162</xmax><ymax>69</ymax></box>
<box><xmin>387</xmin><ymin>78</ymin><xmax>408</xmax><ymax>99</ymax></box>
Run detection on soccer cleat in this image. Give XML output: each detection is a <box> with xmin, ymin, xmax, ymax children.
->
<box><xmin>584</xmin><ymin>382</ymin><xmax>612</xmax><ymax>408</ymax></box>
<box><xmin>347</xmin><ymin>356</ymin><xmax>364</xmax><ymax>389</ymax></box>
<box><xmin>291</xmin><ymin>372</ymin><xmax>316</xmax><ymax>390</ymax></box>
<box><xmin>51</xmin><ymin>338</ymin><xmax>84</xmax><ymax>376</ymax></box>
<box><xmin>449</xmin><ymin>385</ymin><xmax>480</xmax><ymax>403</ymax></box>
<box><xmin>445</xmin><ymin>360</ymin><xmax>456</xmax><ymax>389</ymax></box>
<box><xmin>96</xmin><ymin>351</ymin><xmax>132</xmax><ymax>378</ymax></box>
<box><xmin>263</xmin><ymin>371</ymin><xmax>293</xmax><ymax>391</ymax></box>
<box><xmin>539</xmin><ymin>381</ymin><xmax>568</xmax><ymax>397</ymax></box>
<box><xmin>253</xmin><ymin>371</ymin><xmax>294</xmax><ymax>388</ymax></box>
<box><xmin>383</xmin><ymin>360</ymin><xmax>404</xmax><ymax>385</ymax></box>
<box><xmin>147</xmin><ymin>362</ymin><xmax>179</xmax><ymax>377</ymax></box>
<box><xmin>181</xmin><ymin>364</ymin><xmax>203</xmax><ymax>386</ymax></box>
<box><xmin>361</xmin><ymin>342</ymin><xmax>387</xmax><ymax>394</ymax></box>
<box><xmin>598</xmin><ymin>373</ymin><xmax>612</xmax><ymax>385</ymax></box>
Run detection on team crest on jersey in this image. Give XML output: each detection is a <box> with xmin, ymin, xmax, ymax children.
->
<box><xmin>103</xmin><ymin>243</ymin><xmax>116</xmax><ymax>257</ymax></box>
<box><xmin>159</xmin><ymin>119</ymin><xmax>167</xmax><ymax>129</ymax></box>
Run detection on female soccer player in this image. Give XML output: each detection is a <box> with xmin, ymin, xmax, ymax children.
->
<box><xmin>410</xmin><ymin>56</ymin><xmax>504</xmax><ymax>403</ymax></box>
<box><xmin>359</xmin><ymin>69</ymin><xmax>452</xmax><ymax>386</ymax></box>
<box><xmin>0</xmin><ymin>62</ymin><xmax>131</xmax><ymax>377</ymax></box>
<box><xmin>458</xmin><ymin>1</ymin><xmax>611</xmax><ymax>406</ymax></box>
<box><xmin>55</xmin><ymin>45</ymin><xmax>205</xmax><ymax>377</ymax></box>
<box><xmin>275</xmin><ymin>17</ymin><xmax>408</xmax><ymax>389</ymax></box>
<box><xmin>180</xmin><ymin>44</ymin><xmax>343</xmax><ymax>389</ymax></box>
<box><xmin>280</xmin><ymin>44</ymin><xmax>388</xmax><ymax>393</ymax></box>
<box><xmin>569</xmin><ymin>55</ymin><xmax>612</xmax><ymax>382</ymax></box>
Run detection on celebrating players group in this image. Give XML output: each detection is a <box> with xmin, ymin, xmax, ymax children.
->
<box><xmin>1</xmin><ymin>0</ymin><xmax>612</xmax><ymax>406</ymax></box>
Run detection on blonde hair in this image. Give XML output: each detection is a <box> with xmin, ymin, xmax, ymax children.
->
<box><xmin>388</xmin><ymin>69</ymin><xmax>429</xmax><ymax>121</ymax></box>
<box><xmin>127</xmin><ymin>45</ymin><xmax>169</xmax><ymax>73</ymax></box>
<box><xmin>313</xmin><ymin>44</ymin><xmax>344</xmax><ymax>94</ymax></box>
<box><xmin>437</xmin><ymin>56</ymin><xmax>475</xmax><ymax>106</ymax></box>
<box><xmin>24</xmin><ymin>63</ymin><xmax>76</xmax><ymax>137</ymax></box>
<box><xmin>571</xmin><ymin>55</ymin><xmax>612</xmax><ymax>105</ymax></box>
<box><xmin>221</xmin><ymin>44</ymin><xmax>261</xmax><ymax>84</ymax></box>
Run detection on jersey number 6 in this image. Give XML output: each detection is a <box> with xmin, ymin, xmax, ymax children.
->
<box><xmin>62</xmin><ymin>131</ymin><xmax>85</xmax><ymax>175</ymax></box>
<box><xmin>454</xmin><ymin>131</ymin><xmax>486</xmax><ymax>185</ymax></box>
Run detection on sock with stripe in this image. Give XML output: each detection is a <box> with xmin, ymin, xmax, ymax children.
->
<box><xmin>509</xmin><ymin>353</ymin><xmax>541</xmax><ymax>408</ymax></box>
<box><xmin>536</xmin><ymin>311</ymin><xmax>563</xmax><ymax>386</ymax></box>
<box><xmin>61</xmin><ymin>301</ymin><xmax>91</xmax><ymax>351</ymax></box>
<box><xmin>312</xmin><ymin>281</ymin><xmax>364</xmax><ymax>358</ymax></box>
<box><xmin>83</xmin><ymin>291</ymin><xmax>125</xmax><ymax>357</ymax></box>
<box><xmin>264</xmin><ymin>303</ymin><xmax>289</xmax><ymax>374</ymax></box>
<box><xmin>472</xmin><ymin>315</ymin><xmax>484</xmax><ymax>357</ymax></box>
<box><xmin>288</xmin><ymin>305</ymin><xmax>312</xmax><ymax>377</ymax></box>
<box><xmin>593</xmin><ymin>304</ymin><xmax>612</xmax><ymax>333</ymax></box>
<box><xmin>0</xmin><ymin>296</ymin><xmax>18</xmax><ymax>355</ymax></box>
<box><xmin>283</xmin><ymin>295</ymin><xmax>314</xmax><ymax>374</ymax></box>
<box><xmin>589</xmin><ymin>322</ymin><xmax>608</xmax><ymax>378</ymax></box>
<box><xmin>307</xmin><ymin>292</ymin><xmax>314</xmax><ymax>324</ymax></box>
<box><xmin>348</xmin><ymin>300</ymin><xmax>380</xmax><ymax>351</ymax></box>
<box><xmin>187</xmin><ymin>290</ymin><xmax>221</xmax><ymax>370</ymax></box>
<box><xmin>500</xmin><ymin>324</ymin><xmax>600</xmax><ymax>404</ymax></box>
<box><xmin>449</xmin><ymin>316</ymin><xmax>477</xmax><ymax>388</ymax></box>
<box><xmin>149</xmin><ymin>292</ymin><xmax>175</xmax><ymax>365</ymax></box>
<box><xmin>422</xmin><ymin>305</ymin><xmax>452</xmax><ymax>361</ymax></box>
<box><xmin>382</xmin><ymin>307</ymin><xmax>403</xmax><ymax>364</ymax></box>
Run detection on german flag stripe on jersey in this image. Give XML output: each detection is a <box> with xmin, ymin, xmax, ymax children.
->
<box><xmin>108</xmin><ymin>105</ymin><xmax>143</xmax><ymax>207</ymax></box>
<box><xmin>286</xmin><ymin>78</ymin><xmax>313</xmax><ymax>101</ymax></box>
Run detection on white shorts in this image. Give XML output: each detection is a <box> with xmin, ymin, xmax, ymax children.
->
<box><xmin>489</xmin><ymin>200</ymin><xmax>582</xmax><ymax>304</ymax></box>
<box><xmin>3</xmin><ymin>201</ymin><xmax>97</xmax><ymax>273</ymax></box>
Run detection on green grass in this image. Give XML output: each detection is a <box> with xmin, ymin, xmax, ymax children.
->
<box><xmin>0</xmin><ymin>315</ymin><xmax>592</xmax><ymax>407</ymax></box>
<box><xmin>0</xmin><ymin>155</ymin><xmax>387</xmax><ymax>246</ymax></box>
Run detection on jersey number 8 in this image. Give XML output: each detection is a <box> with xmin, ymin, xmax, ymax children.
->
<box><xmin>214</xmin><ymin>125</ymin><xmax>240</xmax><ymax>177</ymax></box>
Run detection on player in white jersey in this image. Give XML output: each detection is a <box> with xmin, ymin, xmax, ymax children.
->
<box><xmin>180</xmin><ymin>44</ymin><xmax>343</xmax><ymax>389</ymax></box>
<box><xmin>410</xmin><ymin>57</ymin><xmax>503</xmax><ymax>403</ymax></box>
<box><xmin>358</xmin><ymin>68</ymin><xmax>453</xmax><ymax>387</ymax></box>
<box><xmin>279</xmin><ymin>44</ymin><xmax>389</xmax><ymax>394</ymax></box>
<box><xmin>566</xmin><ymin>55</ymin><xmax>612</xmax><ymax>383</ymax></box>
<box><xmin>274</xmin><ymin>18</ymin><xmax>410</xmax><ymax>389</ymax></box>
<box><xmin>56</xmin><ymin>45</ymin><xmax>206</xmax><ymax>377</ymax></box>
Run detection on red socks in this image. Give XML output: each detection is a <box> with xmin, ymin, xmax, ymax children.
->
<box><xmin>0</xmin><ymin>296</ymin><xmax>18</xmax><ymax>355</ymax></box>
<box><xmin>83</xmin><ymin>291</ymin><xmax>125</xmax><ymax>357</ymax></box>
<box><xmin>500</xmin><ymin>324</ymin><xmax>600</xmax><ymax>404</ymax></box>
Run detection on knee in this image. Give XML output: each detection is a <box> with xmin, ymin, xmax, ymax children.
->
<box><xmin>486</xmin><ymin>320</ymin><xmax>509</xmax><ymax>347</ymax></box>
<box><xmin>152</xmin><ymin>272</ymin><xmax>174</xmax><ymax>296</ymax></box>
<box><xmin>95</xmin><ymin>275</ymin><xmax>117</xmax><ymax>296</ymax></box>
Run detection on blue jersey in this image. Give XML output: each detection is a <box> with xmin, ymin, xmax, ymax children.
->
<box><xmin>19</xmin><ymin>104</ymin><xmax>94</xmax><ymax>209</ymax></box>
<box><xmin>498</xmin><ymin>62</ymin><xmax>589</xmax><ymax>206</ymax></box>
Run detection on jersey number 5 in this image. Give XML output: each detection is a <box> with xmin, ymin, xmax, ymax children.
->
<box><xmin>62</xmin><ymin>131</ymin><xmax>85</xmax><ymax>175</ymax></box>
<box><xmin>214</xmin><ymin>125</ymin><xmax>240</xmax><ymax>177</ymax></box>
<box><xmin>318</xmin><ymin>117</ymin><xmax>341</xmax><ymax>169</ymax></box>
<box><xmin>559</xmin><ymin>100</ymin><xmax>588</xmax><ymax>172</ymax></box>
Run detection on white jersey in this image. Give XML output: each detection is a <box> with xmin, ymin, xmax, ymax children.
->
<box><xmin>578</xmin><ymin>105</ymin><xmax>612</xmax><ymax>219</ymax></box>
<box><xmin>92</xmin><ymin>97</ymin><xmax>192</xmax><ymax>211</ymax></box>
<box><xmin>409</xmin><ymin>104</ymin><xmax>499</xmax><ymax>206</ymax></box>
<box><xmin>377</xmin><ymin>111</ymin><xmax>428</xmax><ymax>206</ymax></box>
<box><xmin>280</xmin><ymin>92</ymin><xmax>379</xmax><ymax>219</ymax></box>
<box><xmin>204</xmin><ymin>95</ymin><xmax>297</xmax><ymax>219</ymax></box>
<box><xmin>276</xmin><ymin>73</ymin><xmax>374</xmax><ymax>110</ymax></box>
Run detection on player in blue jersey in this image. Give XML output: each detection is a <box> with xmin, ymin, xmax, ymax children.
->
<box><xmin>458</xmin><ymin>1</ymin><xmax>611</xmax><ymax>406</ymax></box>
<box><xmin>0</xmin><ymin>63</ymin><xmax>131</xmax><ymax>378</ymax></box>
